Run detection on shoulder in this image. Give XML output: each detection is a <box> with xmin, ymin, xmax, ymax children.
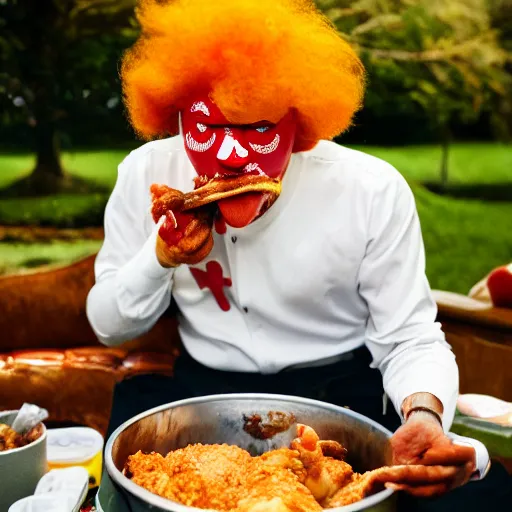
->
<box><xmin>122</xmin><ymin>137</ymin><xmax>184</xmax><ymax>166</ymax></box>
<box><xmin>116</xmin><ymin>136</ymin><xmax>195</xmax><ymax>192</ymax></box>
<box><xmin>301</xmin><ymin>140</ymin><xmax>412</xmax><ymax>199</ymax></box>
<box><xmin>120</xmin><ymin>136</ymin><xmax>185</xmax><ymax>176</ymax></box>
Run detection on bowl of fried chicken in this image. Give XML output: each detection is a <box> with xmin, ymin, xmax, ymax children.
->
<box><xmin>100</xmin><ymin>394</ymin><xmax>398</xmax><ymax>512</ymax></box>
<box><xmin>0</xmin><ymin>410</ymin><xmax>47</xmax><ymax>510</ymax></box>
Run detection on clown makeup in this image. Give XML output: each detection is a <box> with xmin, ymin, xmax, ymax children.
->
<box><xmin>181</xmin><ymin>97</ymin><xmax>297</xmax><ymax>228</ymax></box>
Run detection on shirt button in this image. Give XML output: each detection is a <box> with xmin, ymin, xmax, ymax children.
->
<box><xmin>243</xmin><ymin>307</ymin><xmax>249</xmax><ymax>313</ymax></box>
<box><xmin>231</xmin><ymin>236</ymin><xmax>238</xmax><ymax>244</ymax></box>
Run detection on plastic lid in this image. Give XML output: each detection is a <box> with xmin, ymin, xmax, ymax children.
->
<box><xmin>8</xmin><ymin>492</ymin><xmax>78</xmax><ymax>512</ymax></box>
<box><xmin>35</xmin><ymin>467</ymin><xmax>89</xmax><ymax>497</ymax></box>
<box><xmin>46</xmin><ymin>427</ymin><xmax>104</xmax><ymax>464</ymax></box>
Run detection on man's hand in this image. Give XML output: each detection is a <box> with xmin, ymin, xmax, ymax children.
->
<box><xmin>151</xmin><ymin>184</ymin><xmax>214</xmax><ymax>268</ymax></box>
<box><xmin>388</xmin><ymin>410</ymin><xmax>475</xmax><ymax>497</ymax></box>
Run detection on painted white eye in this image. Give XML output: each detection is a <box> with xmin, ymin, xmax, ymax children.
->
<box><xmin>197</xmin><ymin>123</ymin><xmax>207</xmax><ymax>133</ymax></box>
<box><xmin>256</xmin><ymin>126</ymin><xmax>270</xmax><ymax>133</ymax></box>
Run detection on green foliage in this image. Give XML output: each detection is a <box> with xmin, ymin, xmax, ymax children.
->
<box><xmin>0</xmin><ymin>0</ymin><xmax>137</xmax><ymax>158</ymax></box>
<box><xmin>318</xmin><ymin>0</ymin><xmax>512</xmax><ymax>137</ymax></box>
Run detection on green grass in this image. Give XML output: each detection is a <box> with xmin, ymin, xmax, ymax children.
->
<box><xmin>0</xmin><ymin>240</ymin><xmax>102</xmax><ymax>275</ymax></box>
<box><xmin>413</xmin><ymin>185</ymin><xmax>512</xmax><ymax>293</ymax></box>
<box><xmin>352</xmin><ymin>142</ymin><xmax>512</xmax><ymax>185</ymax></box>
<box><xmin>0</xmin><ymin>143</ymin><xmax>510</xmax><ymax>293</ymax></box>
<box><xmin>0</xmin><ymin>193</ymin><xmax>109</xmax><ymax>227</ymax></box>
<box><xmin>0</xmin><ymin>150</ymin><xmax>129</xmax><ymax>190</ymax></box>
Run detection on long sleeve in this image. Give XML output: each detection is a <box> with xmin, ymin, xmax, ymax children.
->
<box><xmin>358</xmin><ymin>175</ymin><xmax>458</xmax><ymax>432</ymax></box>
<box><xmin>86</xmin><ymin>156</ymin><xmax>174</xmax><ymax>346</ymax></box>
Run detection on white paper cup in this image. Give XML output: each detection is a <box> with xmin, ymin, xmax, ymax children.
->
<box><xmin>0</xmin><ymin>410</ymin><xmax>48</xmax><ymax>510</ymax></box>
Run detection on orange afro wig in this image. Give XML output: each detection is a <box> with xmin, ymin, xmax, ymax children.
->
<box><xmin>121</xmin><ymin>0</ymin><xmax>365</xmax><ymax>152</ymax></box>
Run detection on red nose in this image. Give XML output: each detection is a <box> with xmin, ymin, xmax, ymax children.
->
<box><xmin>219</xmin><ymin>147</ymin><xmax>250</xmax><ymax>170</ymax></box>
<box><xmin>217</xmin><ymin>130</ymin><xmax>250</xmax><ymax>171</ymax></box>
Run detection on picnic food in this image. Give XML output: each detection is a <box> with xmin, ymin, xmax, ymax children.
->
<box><xmin>0</xmin><ymin>423</ymin><xmax>43</xmax><ymax>452</ymax></box>
<box><xmin>151</xmin><ymin>174</ymin><xmax>281</xmax><ymax>222</ymax></box>
<box><xmin>124</xmin><ymin>423</ymin><xmax>450</xmax><ymax>510</ymax></box>
<box><xmin>150</xmin><ymin>184</ymin><xmax>215</xmax><ymax>267</ymax></box>
<box><xmin>187</xmin><ymin>174</ymin><xmax>281</xmax><ymax>213</ymax></box>
<box><xmin>150</xmin><ymin>174</ymin><xmax>281</xmax><ymax>266</ymax></box>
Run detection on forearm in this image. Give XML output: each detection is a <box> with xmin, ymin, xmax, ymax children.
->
<box><xmin>87</xmin><ymin>231</ymin><xmax>174</xmax><ymax>346</ymax></box>
<box><xmin>379</xmin><ymin>340</ymin><xmax>459</xmax><ymax>432</ymax></box>
<box><xmin>86</xmin><ymin>277</ymin><xmax>171</xmax><ymax>346</ymax></box>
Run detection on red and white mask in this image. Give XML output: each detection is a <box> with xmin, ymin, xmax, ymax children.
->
<box><xmin>181</xmin><ymin>97</ymin><xmax>297</xmax><ymax>228</ymax></box>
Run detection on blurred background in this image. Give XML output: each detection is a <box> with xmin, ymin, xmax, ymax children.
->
<box><xmin>0</xmin><ymin>0</ymin><xmax>510</xmax><ymax>293</ymax></box>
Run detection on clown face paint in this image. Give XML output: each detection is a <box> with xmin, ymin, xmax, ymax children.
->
<box><xmin>181</xmin><ymin>98</ymin><xmax>297</xmax><ymax>228</ymax></box>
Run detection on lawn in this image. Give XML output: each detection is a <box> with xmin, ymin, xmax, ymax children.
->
<box><xmin>354</xmin><ymin>142</ymin><xmax>512</xmax><ymax>185</ymax></box>
<box><xmin>0</xmin><ymin>150</ymin><xmax>129</xmax><ymax>190</ymax></box>
<box><xmin>0</xmin><ymin>142</ymin><xmax>510</xmax><ymax>293</ymax></box>
<box><xmin>0</xmin><ymin>240</ymin><xmax>102</xmax><ymax>275</ymax></box>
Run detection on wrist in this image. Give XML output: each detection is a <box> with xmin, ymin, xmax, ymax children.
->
<box><xmin>406</xmin><ymin>409</ymin><xmax>443</xmax><ymax>427</ymax></box>
<box><xmin>402</xmin><ymin>392</ymin><xmax>444</xmax><ymax>427</ymax></box>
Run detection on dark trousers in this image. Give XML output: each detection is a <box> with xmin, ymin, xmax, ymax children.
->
<box><xmin>107</xmin><ymin>347</ymin><xmax>512</xmax><ymax>511</ymax></box>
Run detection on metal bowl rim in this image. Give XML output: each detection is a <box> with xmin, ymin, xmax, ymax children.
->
<box><xmin>0</xmin><ymin>410</ymin><xmax>47</xmax><ymax>457</ymax></box>
<box><xmin>105</xmin><ymin>393</ymin><xmax>394</xmax><ymax>512</ymax></box>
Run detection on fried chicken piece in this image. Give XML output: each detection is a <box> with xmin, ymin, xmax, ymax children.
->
<box><xmin>236</xmin><ymin>463</ymin><xmax>322</xmax><ymax>512</ymax></box>
<box><xmin>325</xmin><ymin>471</ymin><xmax>380</xmax><ymax>507</ymax></box>
<box><xmin>125</xmin><ymin>444</ymin><xmax>320</xmax><ymax>511</ymax></box>
<box><xmin>124</xmin><ymin>451</ymin><xmax>175</xmax><ymax>498</ymax></box>
<box><xmin>290</xmin><ymin>424</ymin><xmax>353</xmax><ymax>505</ymax></box>
<box><xmin>128</xmin><ymin>425</ymin><xmax>420</xmax><ymax>511</ymax></box>
<box><xmin>0</xmin><ymin>423</ymin><xmax>43</xmax><ymax>452</ymax></box>
<box><xmin>0</xmin><ymin>424</ymin><xmax>19</xmax><ymax>451</ymax></box>
<box><xmin>235</xmin><ymin>448</ymin><xmax>321</xmax><ymax>512</ymax></box>
<box><xmin>126</xmin><ymin>444</ymin><xmax>253</xmax><ymax>510</ymax></box>
<box><xmin>255</xmin><ymin>448</ymin><xmax>306</xmax><ymax>479</ymax></box>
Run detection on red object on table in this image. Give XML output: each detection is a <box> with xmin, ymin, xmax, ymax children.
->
<box><xmin>487</xmin><ymin>264</ymin><xmax>512</xmax><ymax>309</ymax></box>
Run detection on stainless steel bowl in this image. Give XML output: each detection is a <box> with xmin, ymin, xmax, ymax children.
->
<box><xmin>100</xmin><ymin>394</ymin><xmax>396</xmax><ymax>512</ymax></box>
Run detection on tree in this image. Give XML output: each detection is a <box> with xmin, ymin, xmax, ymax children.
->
<box><xmin>0</xmin><ymin>0</ymin><xmax>137</xmax><ymax>195</ymax></box>
<box><xmin>488</xmin><ymin>0</ymin><xmax>512</xmax><ymax>139</ymax></box>
<box><xmin>318</xmin><ymin>0</ymin><xmax>512</xmax><ymax>187</ymax></box>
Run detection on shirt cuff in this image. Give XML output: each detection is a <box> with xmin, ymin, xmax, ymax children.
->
<box><xmin>117</xmin><ymin>219</ymin><xmax>174</xmax><ymax>296</ymax></box>
<box><xmin>448</xmin><ymin>433</ymin><xmax>491</xmax><ymax>481</ymax></box>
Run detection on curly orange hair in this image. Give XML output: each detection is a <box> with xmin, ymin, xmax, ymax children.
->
<box><xmin>121</xmin><ymin>0</ymin><xmax>365</xmax><ymax>152</ymax></box>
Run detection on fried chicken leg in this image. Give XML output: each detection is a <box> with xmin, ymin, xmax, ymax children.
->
<box><xmin>125</xmin><ymin>423</ymin><xmax>443</xmax><ymax>511</ymax></box>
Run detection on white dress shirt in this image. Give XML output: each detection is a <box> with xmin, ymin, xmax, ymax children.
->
<box><xmin>86</xmin><ymin>136</ymin><xmax>459</xmax><ymax>430</ymax></box>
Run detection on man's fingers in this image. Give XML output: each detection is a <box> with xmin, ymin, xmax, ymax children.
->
<box><xmin>385</xmin><ymin>482</ymin><xmax>451</xmax><ymax>498</ymax></box>
<box><xmin>180</xmin><ymin>227</ymin><xmax>212</xmax><ymax>255</ymax></box>
<box><xmin>183</xmin><ymin>233</ymin><xmax>214</xmax><ymax>265</ymax></box>
<box><xmin>375</xmin><ymin>464</ymin><xmax>458</xmax><ymax>484</ymax></box>
<box><xmin>421</xmin><ymin>444</ymin><xmax>475</xmax><ymax>467</ymax></box>
<box><xmin>450</xmin><ymin>461</ymin><xmax>475</xmax><ymax>489</ymax></box>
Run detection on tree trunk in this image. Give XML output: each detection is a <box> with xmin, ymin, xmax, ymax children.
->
<box><xmin>440</xmin><ymin>125</ymin><xmax>451</xmax><ymax>190</ymax></box>
<box><xmin>32</xmin><ymin>119</ymin><xmax>63</xmax><ymax>177</ymax></box>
